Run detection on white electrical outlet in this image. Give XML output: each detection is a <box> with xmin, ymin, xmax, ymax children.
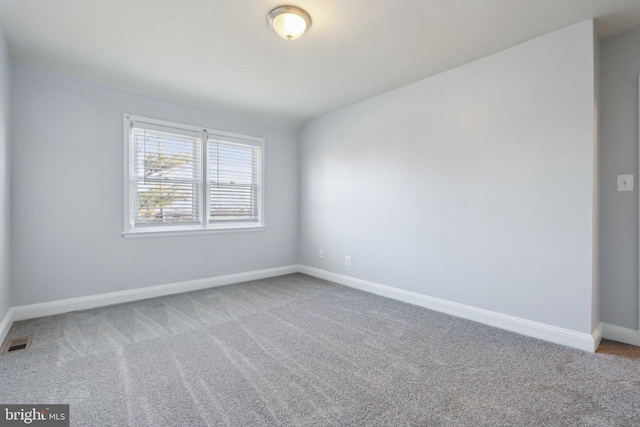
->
<box><xmin>319</xmin><ymin>250</ymin><xmax>324</xmax><ymax>259</ymax></box>
<box><xmin>345</xmin><ymin>256</ymin><xmax>351</xmax><ymax>266</ymax></box>
<box><xmin>617</xmin><ymin>174</ymin><xmax>634</xmax><ymax>192</ymax></box>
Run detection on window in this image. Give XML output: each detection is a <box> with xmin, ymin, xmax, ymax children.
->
<box><xmin>124</xmin><ymin>115</ymin><xmax>264</xmax><ymax>236</ymax></box>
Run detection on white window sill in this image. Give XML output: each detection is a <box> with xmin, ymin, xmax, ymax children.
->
<box><xmin>122</xmin><ymin>226</ymin><xmax>266</xmax><ymax>239</ymax></box>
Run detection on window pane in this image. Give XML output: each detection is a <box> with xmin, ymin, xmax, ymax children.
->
<box><xmin>208</xmin><ymin>140</ymin><xmax>260</xmax><ymax>224</ymax></box>
<box><xmin>131</xmin><ymin>127</ymin><xmax>201</xmax><ymax>227</ymax></box>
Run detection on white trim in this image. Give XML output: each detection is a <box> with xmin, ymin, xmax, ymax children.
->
<box><xmin>122</xmin><ymin>226</ymin><xmax>265</xmax><ymax>239</ymax></box>
<box><xmin>592</xmin><ymin>322</ymin><xmax>603</xmax><ymax>349</ymax></box>
<box><xmin>600</xmin><ymin>322</ymin><xmax>640</xmax><ymax>346</ymax></box>
<box><xmin>125</xmin><ymin>114</ymin><xmax>264</xmax><ymax>143</ymax></box>
<box><xmin>298</xmin><ymin>265</ymin><xmax>598</xmax><ymax>352</ymax></box>
<box><xmin>123</xmin><ymin>114</ymin><xmax>132</xmax><ymax>233</ymax></box>
<box><xmin>0</xmin><ymin>307</ymin><xmax>13</xmax><ymax>346</ymax></box>
<box><xmin>10</xmin><ymin>265</ymin><xmax>298</xmax><ymax>322</ymax></box>
<box><xmin>2</xmin><ymin>265</ymin><xmax>614</xmax><ymax>354</ymax></box>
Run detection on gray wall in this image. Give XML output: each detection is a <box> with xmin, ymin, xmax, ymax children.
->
<box><xmin>0</xmin><ymin>30</ymin><xmax>11</xmax><ymax>319</ymax></box>
<box><xmin>592</xmin><ymin>26</ymin><xmax>601</xmax><ymax>333</ymax></box>
<box><xmin>299</xmin><ymin>21</ymin><xmax>597</xmax><ymax>334</ymax></box>
<box><xmin>599</xmin><ymin>27</ymin><xmax>640</xmax><ymax>330</ymax></box>
<box><xmin>11</xmin><ymin>66</ymin><xmax>299</xmax><ymax>306</ymax></box>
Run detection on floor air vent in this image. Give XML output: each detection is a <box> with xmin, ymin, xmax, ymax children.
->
<box><xmin>2</xmin><ymin>336</ymin><xmax>32</xmax><ymax>355</ymax></box>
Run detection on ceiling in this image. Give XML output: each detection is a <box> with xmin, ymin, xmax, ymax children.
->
<box><xmin>1</xmin><ymin>0</ymin><xmax>640</xmax><ymax>129</ymax></box>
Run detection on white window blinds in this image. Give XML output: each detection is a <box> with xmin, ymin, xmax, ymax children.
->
<box><xmin>208</xmin><ymin>138</ymin><xmax>261</xmax><ymax>225</ymax></box>
<box><xmin>130</xmin><ymin>124</ymin><xmax>202</xmax><ymax>229</ymax></box>
<box><xmin>125</xmin><ymin>115</ymin><xmax>264</xmax><ymax>235</ymax></box>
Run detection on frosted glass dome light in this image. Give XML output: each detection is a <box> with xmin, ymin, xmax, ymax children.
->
<box><xmin>268</xmin><ymin>6</ymin><xmax>311</xmax><ymax>41</ymax></box>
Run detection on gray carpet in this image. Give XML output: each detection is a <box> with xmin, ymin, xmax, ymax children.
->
<box><xmin>1</xmin><ymin>273</ymin><xmax>639</xmax><ymax>426</ymax></box>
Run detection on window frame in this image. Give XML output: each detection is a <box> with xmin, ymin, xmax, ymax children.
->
<box><xmin>123</xmin><ymin>114</ymin><xmax>265</xmax><ymax>238</ymax></box>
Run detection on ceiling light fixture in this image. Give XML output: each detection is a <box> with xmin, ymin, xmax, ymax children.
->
<box><xmin>268</xmin><ymin>6</ymin><xmax>312</xmax><ymax>41</ymax></box>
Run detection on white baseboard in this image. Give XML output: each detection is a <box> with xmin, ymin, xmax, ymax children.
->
<box><xmin>0</xmin><ymin>307</ymin><xmax>13</xmax><ymax>346</ymax></box>
<box><xmin>10</xmin><ymin>265</ymin><xmax>298</xmax><ymax>322</ymax></box>
<box><xmin>299</xmin><ymin>265</ymin><xmax>598</xmax><ymax>352</ymax></box>
<box><xmin>2</xmin><ymin>264</ymin><xmax>615</xmax><ymax>355</ymax></box>
<box><xmin>592</xmin><ymin>322</ymin><xmax>603</xmax><ymax>349</ymax></box>
<box><xmin>600</xmin><ymin>322</ymin><xmax>640</xmax><ymax>346</ymax></box>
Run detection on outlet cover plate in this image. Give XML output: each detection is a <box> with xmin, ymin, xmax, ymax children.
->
<box><xmin>617</xmin><ymin>174</ymin><xmax>634</xmax><ymax>191</ymax></box>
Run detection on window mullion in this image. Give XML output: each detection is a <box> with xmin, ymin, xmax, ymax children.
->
<box><xmin>201</xmin><ymin>130</ymin><xmax>208</xmax><ymax>229</ymax></box>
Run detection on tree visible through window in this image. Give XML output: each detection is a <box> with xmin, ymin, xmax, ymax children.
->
<box><xmin>133</xmin><ymin>128</ymin><xmax>200</xmax><ymax>226</ymax></box>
